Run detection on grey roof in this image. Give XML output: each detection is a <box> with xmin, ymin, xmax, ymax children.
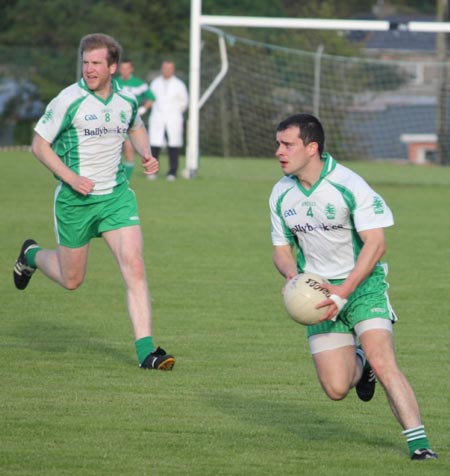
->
<box><xmin>344</xmin><ymin>104</ymin><xmax>438</xmax><ymax>159</ymax></box>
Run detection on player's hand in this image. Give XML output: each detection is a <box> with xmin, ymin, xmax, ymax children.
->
<box><xmin>142</xmin><ymin>154</ymin><xmax>159</xmax><ymax>175</ymax></box>
<box><xmin>316</xmin><ymin>283</ymin><xmax>349</xmax><ymax>322</ymax></box>
<box><xmin>69</xmin><ymin>175</ymin><xmax>95</xmax><ymax>196</ymax></box>
<box><xmin>316</xmin><ymin>297</ymin><xmax>339</xmax><ymax>322</ymax></box>
<box><xmin>281</xmin><ymin>273</ymin><xmax>298</xmax><ymax>295</ymax></box>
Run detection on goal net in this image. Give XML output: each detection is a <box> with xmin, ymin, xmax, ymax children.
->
<box><xmin>199</xmin><ymin>27</ymin><xmax>448</xmax><ymax>162</ymax></box>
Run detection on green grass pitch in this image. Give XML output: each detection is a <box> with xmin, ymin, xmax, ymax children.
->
<box><xmin>1</xmin><ymin>150</ymin><xmax>449</xmax><ymax>475</ymax></box>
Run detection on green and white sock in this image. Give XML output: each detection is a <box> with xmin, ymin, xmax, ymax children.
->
<box><xmin>135</xmin><ymin>336</ymin><xmax>154</xmax><ymax>365</ymax></box>
<box><xmin>403</xmin><ymin>425</ymin><xmax>431</xmax><ymax>456</ymax></box>
<box><xmin>25</xmin><ymin>245</ymin><xmax>42</xmax><ymax>268</ymax></box>
<box><xmin>355</xmin><ymin>347</ymin><xmax>367</xmax><ymax>368</ymax></box>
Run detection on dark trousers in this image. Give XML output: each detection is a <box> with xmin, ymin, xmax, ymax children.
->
<box><xmin>151</xmin><ymin>146</ymin><xmax>180</xmax><ymax>177</ymax></box>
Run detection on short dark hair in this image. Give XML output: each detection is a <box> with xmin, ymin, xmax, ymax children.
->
<box><xmin>79</xmin><ymin>33</ymin><xmax>122</xmax><ymax>66</ymax></box>
<box><xmin>277</xmin><ymin>114</ymin><xmax>325</xmax><ymax>156</ymax></box>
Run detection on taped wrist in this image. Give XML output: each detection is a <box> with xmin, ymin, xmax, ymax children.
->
<box><xmin>329</xmin><ymin>294</ymin><xmax>348</xmax><ymax>312</ymax></box>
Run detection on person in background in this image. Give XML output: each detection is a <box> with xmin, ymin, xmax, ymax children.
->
<box><xmin>270</xmin><ymin>113</ymin><xmax>437</xmax><ymax>460</ymax></box>
<box><xmin>117</xmin><ymin>58</ymin><xmax>155</xmax><ymax>180</ymax></box>
<box><xmin>13</xmin><ymin>33</ymin><xmax>175</xmax><ymax>371</ymax></box>
<box><xmin>148</xmin><ymin>60</ymin><xmax>188</xmax><ymax>181</ymax></box>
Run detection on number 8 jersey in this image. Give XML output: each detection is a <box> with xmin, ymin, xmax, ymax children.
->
<box><xmin>34</xmin><ymin>78</ymin><xmax>142</xmax><ymax>196</ymax></box>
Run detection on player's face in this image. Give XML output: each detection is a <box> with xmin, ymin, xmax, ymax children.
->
<box><xmin>276</xmin><ymin>126</ymin><xmax>317</xmax><ymax>177</ymax></box>
<box><xmin>119</xmin><ymin>62</ymin><xmax>133</xmax><ymax>80</ymax></box>
<box><xmin>82</xmin><ymin>48</ymin><xmax>117</xmax><ymax>98</ymax></box>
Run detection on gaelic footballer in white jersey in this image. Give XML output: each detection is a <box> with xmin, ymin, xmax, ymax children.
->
<box><xmin>270</xmin><ymin>152</ymin><xmax>394</xmax><ymax>281</ymax></box>
<box><xmin>34</xmin><ymin>78</ymin><xmax>142</xmax><ymax>196</ymax></box>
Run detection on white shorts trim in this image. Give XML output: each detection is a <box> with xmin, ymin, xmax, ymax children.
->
<box><xmin>309</xmin><ymin>333</ymin><xmax>356</xmax><ymax>354</ymax></box>
<box><xmin>354</xmin><ymin>318</ymin><xmax>393</xmax><ymax>337</ymax></box>
<box><xmin>308</xmin><ymin>318</ymin><xmax>393</xmax><ymax>354</ymax></box>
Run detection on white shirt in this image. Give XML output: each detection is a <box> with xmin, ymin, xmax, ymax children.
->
<box><xmin>270</xmin><ymin>153</ymin><xmax>394</xmax><ymax>279</ymax></box>
<box><xmin>148</xmin><ymin>75</ymin><xmax>188</xmax><ymax>147</ymax></box>
<box><xmin>35</xmin><ymin>79</ymin><xmax>142</xmax><ymax>195</ymax></box>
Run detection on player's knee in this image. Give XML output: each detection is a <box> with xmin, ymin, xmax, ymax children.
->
<box><xmin>365</xmin><ymin>352</ymin><xmax>396</xmax><ymax>381</ymax></box>
<box><xmin>61</xmin><ymin>275</ymin><xmax>84</xmax><ymax>290</ymax></box>
<box><xmin>369</xmin><ymin>359</ymin><xmax>398</xmax><ymax>386</ymax></box>
<box><xmin>326</xmin><ymin>389</ymin><xmax>349</xmax><ymax>401</ymax></box>
<box><xmin>322</xmin><ymin>381</ymin><xmax>350</xmax><ymax>401</ymax></box>
<box><xmin>121</xmin><ymin>258</ymin><xmax>146</xmax><ymax>286</ymax></box>
<box><xmin>125</xmin><ymin>257</ymin><xmax>146</xmax><ymax>281</ymax></box>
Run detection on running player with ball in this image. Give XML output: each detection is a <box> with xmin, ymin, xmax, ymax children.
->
<box><xmin>269</xmin><ymin>113</ymin><xmax>437</xmax><ymax>460</ymax></box>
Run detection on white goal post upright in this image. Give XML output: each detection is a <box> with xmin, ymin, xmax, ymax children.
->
<box><xmin>186</xmin><ymin>0</ymin><xmax>450</xmax><ymax>177</ymax></box>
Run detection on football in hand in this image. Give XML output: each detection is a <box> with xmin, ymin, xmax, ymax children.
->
<box><xmin>283</xmin><ymin>272</ymin><xmax>331</xmax><ymax>325</ymax></box>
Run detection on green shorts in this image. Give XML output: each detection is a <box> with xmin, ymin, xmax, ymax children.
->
<box><xmin>307</xmin><ymin>264</ymin><xmax>397</xmax><ymax>337</ymax></box>
<box><xmin>54</xmin><ymin>182</ymin><xmax>140</xmax><ymax>248</ymax></box>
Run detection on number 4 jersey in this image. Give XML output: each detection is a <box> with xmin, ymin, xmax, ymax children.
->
<box><xmin>270</xmin><ymin>153</ymin><xmax>394</xmax><ymax>280</ymax></box>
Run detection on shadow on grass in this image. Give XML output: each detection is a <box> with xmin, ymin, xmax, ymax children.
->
<box><xmin>7</xmin><ymin>319</ymin><xmax>134</xmax><ymax>366</ymax></box>
<box><xmin>203</xmin><ymin>390</ymin><xmax>402</xmax><ymax>453</ymax></box>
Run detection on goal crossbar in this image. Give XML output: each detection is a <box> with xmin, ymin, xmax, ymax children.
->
<box><xmin>201</xmin><ymin>15</ymin><xmax>450</xmax><ymax>33</ymax></box>
<box><xmin>186</xmin><ymin>0</ymin><xmax>450</xmax><ymax>176</ymax></box>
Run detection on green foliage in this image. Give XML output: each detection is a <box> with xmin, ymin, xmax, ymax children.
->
<box><xmin>200</xmin><ymin>0</ymin><xmax>362</xmax><ymax>57</ymax></box>
<box><xmin>352</xmin><ymin>61</ymin><xmax>407</xmax><ymax>91</ymax></box>
<box><xmin>203</xmin><ymin>0</ymin><xmax>285</xmax><ymax>16</ymax></box>
<box><xmin>0</xmin><ymin>1</ymin><xmax>440</xmax><ymax>144</ymax></box>
<box><xmin>0</xmin><ymin>0</ymin><xmax>435</xmax><ymax>65</ymax></box>
<box><xmin>0</xmin><ymin>0</ymin><xmax>190</xmax><ymax>51</ymax></box>
<box><xmin>281</xmin><ymin>0</ymin><xmax>436</xmax><ymax>17</ymax></box>
<box><xmin>0</xmin><ymin>0</ymin><xmax>192</xmax><ymax>103</ymax></box>
<box><xmin>389</xmin><ymin>0</ymin><xmax>437</xmax><ymax>15</ymax></box>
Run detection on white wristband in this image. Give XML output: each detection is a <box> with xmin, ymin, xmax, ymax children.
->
<box><xmin>329</xmin><ymin>294</ymin><xmax>348</xmax><ymax>313</ymax></box>
<box><xmin>138</xmin><ymin>106</ymin><xmax>147</xmax><ymax>116</ymax></box>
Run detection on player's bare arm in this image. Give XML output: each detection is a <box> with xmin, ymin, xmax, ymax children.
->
<box><xmin>273</xmin><ymin>244</ymin><xmax>298</xmax><ymax>285</ymax></box>
<box><xmin>128</xmin><ymin>125</ymin><xmax>160</xmax><ymax>175</ymax></box>
<box><xmin>31</xmin><ymin>134</ymin><xmax>95</xmax><ymax>195</ymax></box>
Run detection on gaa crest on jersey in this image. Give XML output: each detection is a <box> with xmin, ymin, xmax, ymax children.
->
<box><xmin>325</xmin><ymin>203</ymin><xmax>336</xmax><ymax>220</ymax></box>
<box><xmin>372</xmin><ymin>196</ymin><xmax>385</xmax><ymax>214</ymax></box>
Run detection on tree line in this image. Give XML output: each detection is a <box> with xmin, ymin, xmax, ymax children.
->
<box><xmin>0</xmin><ymin>0</ymin><xmax>436</xmax><ymax>145</ymax></box>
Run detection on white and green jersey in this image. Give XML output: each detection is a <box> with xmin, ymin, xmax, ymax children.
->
<box><xmin>270</xmin><ymin>153</ymin><xmax>394</xmax><ymax>280</ymax></box>
<box><xmin>34</xmin><ymin>78</ymin><xmax>142</xmax><ymax>196</ymax></box>
<box><xmin>116</xmin><ymin>75</ymin><xmax>155</xmax><ymax>104</ymax></box>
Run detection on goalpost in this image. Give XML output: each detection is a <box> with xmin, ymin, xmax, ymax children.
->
<box><xmin>185</xmin><ymin>0</ymin><xmax>450</xmax><ymax>176</ymax></box>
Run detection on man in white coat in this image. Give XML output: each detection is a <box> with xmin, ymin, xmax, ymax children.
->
<box><xmin>148</xmin><ymin>61</ymin><xmax>188</xmax><ymax>180</ymax></box>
